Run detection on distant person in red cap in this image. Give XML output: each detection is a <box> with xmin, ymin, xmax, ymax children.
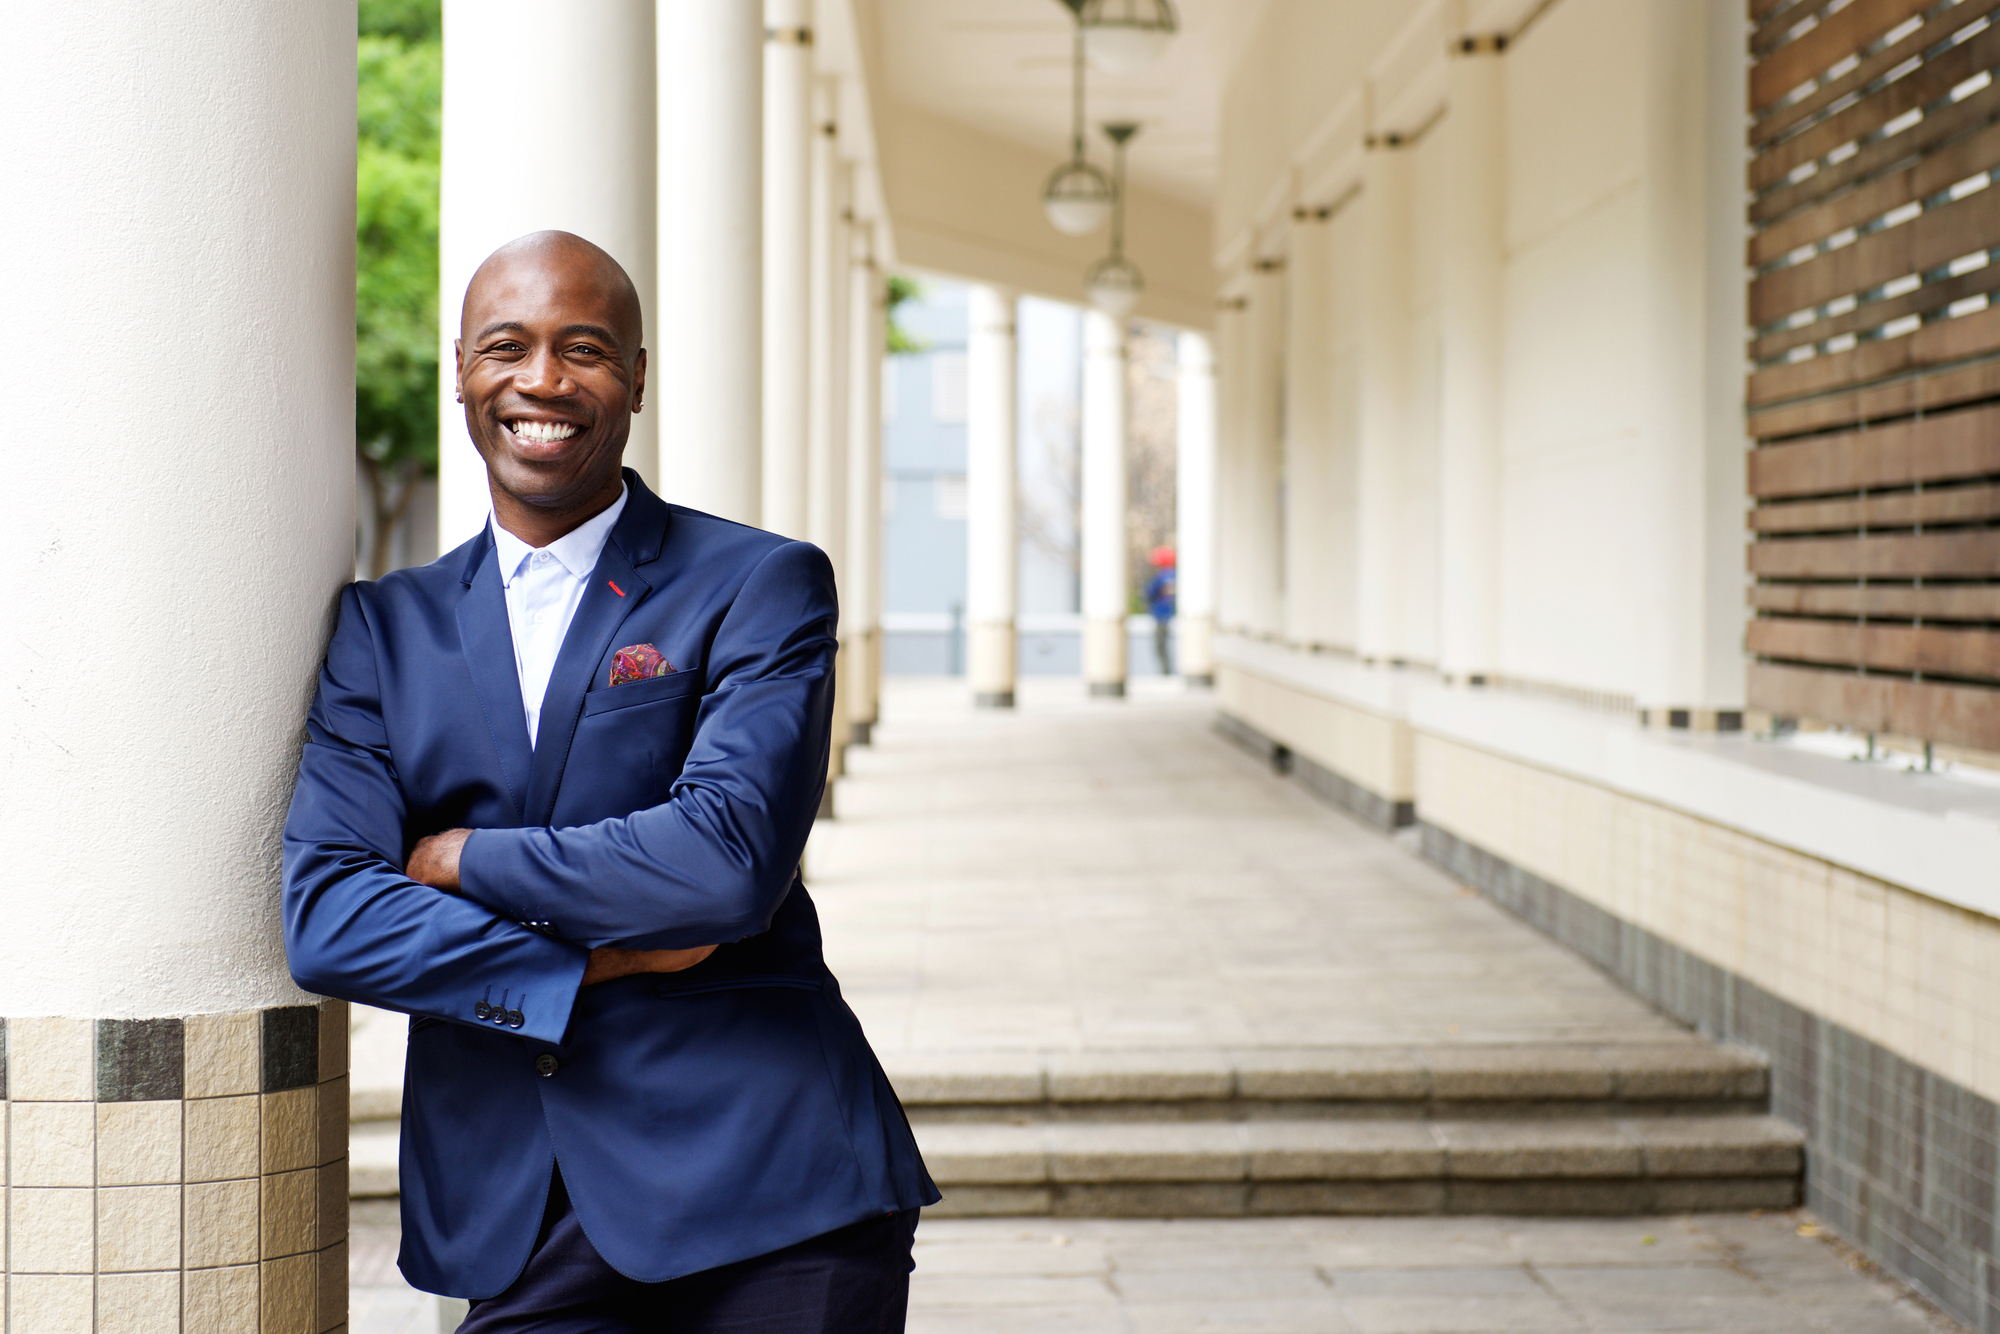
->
<box><xmin>1145</xmin><ymin>546</ymin><xmax>1177</xmax><ymax>676</ymax></box>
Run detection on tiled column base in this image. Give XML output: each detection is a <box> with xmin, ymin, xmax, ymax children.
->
<box><xmin>2</xmin><ymin>1001</ymin><xmax>349</xmax><ymax>1334</ymax></box>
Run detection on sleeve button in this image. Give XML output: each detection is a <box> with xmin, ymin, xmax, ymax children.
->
<box><xmin>475</xmin><ymin>1003</ymin><xmax>491</xmax><ymax>1020</ymax></box>
<box><xmin>535</xmin><ymin>1054</ymin><xmax>559</xmax><ymax>1077</ymax></box>
<box><xmin>507</xmin><ymin>1010</ymin><xmax>525</xmax><ymax>1028</ymax></box>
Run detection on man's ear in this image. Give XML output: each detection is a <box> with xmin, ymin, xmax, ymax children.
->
<box><xmin>631</xmin><ymin>347</ymin><xmax>648</xmax><ymax>413</ymax></box>
<box><xmin>452</xmin><ymin>338</ymin><xmax>465</xmax><ymax>401</ymax></box>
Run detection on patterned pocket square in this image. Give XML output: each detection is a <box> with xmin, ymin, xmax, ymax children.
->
<box><xmin>609</xmin><ymin>643</ymin><xmax>675</xmax><ymax>686</ymax></box>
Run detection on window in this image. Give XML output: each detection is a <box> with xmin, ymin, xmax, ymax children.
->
<box><xmin>930</xmin><ymin>351</ymin><xmax>967</xmax><ymax>423</ymax></box>
<box><xmin>933</xmin><ymin>474</ymin><xmax>968</xmax><ymax>521</ymax></box>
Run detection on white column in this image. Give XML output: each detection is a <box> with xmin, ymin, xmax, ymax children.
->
<box><xmin>1081</xmin><ymin>309</ymin><xmax>1130</xmax><ymax>697</ymax></box>
<box><xmin>1212</xmin><ymin>292</ymin><xmax>1250</xmax><ymax>634</ymax></box>
<box><xmin>4</xmin><ymin>3</ymin><xmax>354</xmax><ymax>1323</ymax></box>
<box><xmin>762</xmin><ymin>0</ymin><xmax>814</xmax><ymax>538</ymax></box>
<box><xmin>1176</xmin><ymin>331</ymin><xmax>1218</xmax><ymax>683</ymax></box>
<box><xmin>966</xmin><ymin>285</ymin><xmax>1020</xmax><ymax>707</ymax></box>
<box><xmin>657</xmin><ymin>0</ymin><xmax>762</xmax><ymax>522</ymax></box>
<box><xmin>1283</xmin><ymin>217</ymin><xmax>1334</xmax><ymax>649</ymax></box>
<box><xmin>1437</xmin><ymin>47</ymin><xmax>1505</xmax><ymax>684</ymax></box>
<box><xmin>846</xmin><ymin>232</ymin><xmax>887</xmax><ymax>742</ymax></box>
<box><xmin>1356</xmin><ymin>142</ymin><xmax>1413</xmax><ymax>662</ymax></box>
<box><xmin>1243</xmin><ymin>261</ymin><xmax>1288</xmax><ymax>637</ymax></box>
<box><xmin>440</xmin><ymin>0</ymin><xmax>658</xmax><ymax>547</ymax></box>
<box><xmin>807</xmin><ymin>85</ymin><xmax>851</xmax><ymax>779</ymax></box>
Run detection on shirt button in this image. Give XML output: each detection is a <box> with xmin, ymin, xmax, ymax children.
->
<box><xmin>536</xmin><ymin>1054</ymin><xmax>559</xmax><ymax>1077</ymax></box>
<box><xmin>534</xmin><ymin>551</ymin><xmax>551</xmax><ymax>563</ymax></box>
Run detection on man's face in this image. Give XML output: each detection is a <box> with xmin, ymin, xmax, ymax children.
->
<box><xmin>455</xmin><ymin>246</ymin><xmax>646</xmax><ymax>512</ymax></box>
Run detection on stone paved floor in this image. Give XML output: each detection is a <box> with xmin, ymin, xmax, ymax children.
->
<box><xmin>351</xmin><ymin>1207</ymin><xmax>1963</xmax><ymax>1332</ymax></box>
<box><xmin>345</xmin><ymin>678</ymin><xmax>1968</xmax><ymax>1331</ymax></box>
<box><xmin>810</xmin><ymin>677</ymin><xmax>1689</xmax><ymax>1055</ymax></box>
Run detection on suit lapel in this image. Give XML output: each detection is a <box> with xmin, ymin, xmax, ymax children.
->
<box><xmin>522</xmin><ymin>475</ymin><xmax>672</xmax><ymax>826</ymax></box>
<box><xmin>523</xmin><ymin>543</ymin><xmax>652</xmax><ymax>826</ymax></box>
<box><xmin>455</xmin><ymin>534</ymin><xmax>533</xmax><ymax>824</ymax></box>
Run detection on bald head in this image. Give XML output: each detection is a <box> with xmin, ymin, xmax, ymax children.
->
<box><xmin>462</xmin><ymin>230</ymin><xmax>643</xmax><ymax>359</ymax></box>
<box><xmin>454</xmin><ymin>230</ymin><xmax>649</xmax><ymax>545</ymax></box>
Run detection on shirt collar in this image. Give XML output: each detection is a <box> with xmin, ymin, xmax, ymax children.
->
<box><xmin>491</xmin><ymin>484</ymin><xmax>630</xmax><ymax>587</ymax></box>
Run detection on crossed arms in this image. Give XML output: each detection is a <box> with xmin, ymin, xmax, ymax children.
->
<box><xmin>280</xmin><ymin>540</ymin><xmax>838</xmax><ymax>1043</ymax></box>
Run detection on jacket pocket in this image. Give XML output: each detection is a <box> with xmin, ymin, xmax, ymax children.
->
<box><xmin>581</xmin><ymin>669</ymin><xmax>704</xmax><ymax>716</ymax></box>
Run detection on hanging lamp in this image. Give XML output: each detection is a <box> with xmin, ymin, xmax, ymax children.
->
<box><xmin>1041</xmin><ymin>0</ymin><xmax>1114</xmax><ymax>236</ymax></box>
<box><xmin>1079</xmin><ymin>0</ymin><xmax>1179</xmax><ymax>75</ymax></box>
<box><xmin>1085</xmin><ymin>122</ymin><xmax>1143</xmax><ymax>318</ymax></box>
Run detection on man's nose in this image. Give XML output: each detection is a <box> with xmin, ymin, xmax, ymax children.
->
<box><xmin>514</xmin><ymin>347</ymin><xmax>572</xmax><ymax>397</ymax></box>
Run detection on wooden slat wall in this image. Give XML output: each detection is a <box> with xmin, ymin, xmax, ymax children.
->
<box><xmin>1748</xmin><ymin>0</ymin><xmax>2000</xmax><ymax>751</ymax></box>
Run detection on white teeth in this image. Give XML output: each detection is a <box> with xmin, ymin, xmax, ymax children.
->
<box><xmin>510</xmin><ymin>421</ymin><xmax>580</xmax><ymax>444</ymax></box>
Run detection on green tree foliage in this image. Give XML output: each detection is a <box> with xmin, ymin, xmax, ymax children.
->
<box><xmin>885</xmin><ymin>273</ymin><xmax>926</xmax><ymax>355</ymax></box>
<box><xmin>356</xmin><ymin>0</ymin><xmax>441</xmax><ymax>576</ymax></box>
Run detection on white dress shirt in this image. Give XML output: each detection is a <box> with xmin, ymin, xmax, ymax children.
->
<box><xmin>490</xmin><ymin>486</ymin><xmax>629</xmax><ymax>747</ymax></box>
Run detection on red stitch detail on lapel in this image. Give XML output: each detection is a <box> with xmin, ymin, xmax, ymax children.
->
<box><xmin>608</xmin><ymin>580</ymin><xmax>626</xmax><ymax>597</ymax></box>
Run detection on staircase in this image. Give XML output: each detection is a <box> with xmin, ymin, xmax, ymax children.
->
<box><xmin>352</xmin><ymin>1039</ymin><xmax>1803</xmax><ymax>1215</ymax></box>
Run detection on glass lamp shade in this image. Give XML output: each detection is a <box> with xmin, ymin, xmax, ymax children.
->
<box><xmin>1086</xmin><ymin>255</ymin><xmax>1144</xmax><ymax>318</ymax></box>
<box><xmin>1042</xmin><ymin>160</ymin><xmax>1115</xmax><ymax>236</ymax></box>
<box><xmin>1083</xmin><ymin>24</ymin><xmax>1173</xmax><ymax>75</ymax></box>
<box><xmin>1080</xmin><ymin>0</ymin><xmax>1178</xmax><ymax>74</ymax></box>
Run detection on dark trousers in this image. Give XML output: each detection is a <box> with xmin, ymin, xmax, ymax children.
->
<box><xmin>457</xmin><ymin>1171</ymin><xmax>918</xmax><ymax>1333</ymax></box>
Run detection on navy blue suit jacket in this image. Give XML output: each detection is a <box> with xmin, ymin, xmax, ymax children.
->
<box><xmin>281</xmin><ymin>471</ymin><xmax>936</xmax><ymax>1298</ymax></box>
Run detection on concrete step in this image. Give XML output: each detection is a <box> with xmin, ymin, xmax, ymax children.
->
<box><xmin>914</xmin><ymin>1114</ymin><xmax>1804</xmax><ymax>1218</ymax></box>
<box><xmin>882</xmin><ymin>1043</ymin><xmax>1770</xmax><ymax>1120</ymax></box>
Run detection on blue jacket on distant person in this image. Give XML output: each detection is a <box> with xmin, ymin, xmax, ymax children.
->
<box><xmin>1146</xmin><ymin>567</ymin><xmax>1176</xmax><ymax>621</ymax></box>
<box><xmin>280</xmin><ymin>470</ymin><xmax>937</xmax><ymax>1299</ymax></box>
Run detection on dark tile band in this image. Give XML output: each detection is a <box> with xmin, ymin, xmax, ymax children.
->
<box><xmin>97</xmin><ymin>1016</ymin><xmax>185</xmax><ymax>1102</ymax></box>
<box><xmin>1421</xmin><ymin>821</ymin><xmax>2000</xmax><ymax>1334</ymax></box>
<box><xmin>262</xmin><ymin>1003</ymin><xmax>322</xmax><ymax>1092</ymax></box>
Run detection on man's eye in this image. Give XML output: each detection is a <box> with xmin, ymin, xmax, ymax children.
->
<box><xmin>570</xmin><ymin>344</ymin><xmax>602</xmax><ymax>357</ymax></box>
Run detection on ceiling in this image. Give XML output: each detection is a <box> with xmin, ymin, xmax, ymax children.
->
<box><xmin>872</xmin><ymin>0</ymin><xmax>1270</xmax><ymax>211</ymax></box>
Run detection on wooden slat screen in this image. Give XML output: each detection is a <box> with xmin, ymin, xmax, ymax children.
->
<box><xmin>1748</xmin><ymin>0</ymin><xmax>2000</xmax><ymax>751</ymax></box>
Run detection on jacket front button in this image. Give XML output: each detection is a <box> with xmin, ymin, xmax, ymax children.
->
<box><xmin>536</xmin><ymin>1054</ymin><xmax>559</xmax><ymax>1078</ymax></box>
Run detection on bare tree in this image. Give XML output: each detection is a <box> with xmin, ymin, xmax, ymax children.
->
<box><xmin>1020</xmin><ymin>393</ymin><xmax>1081</xmax><ymax>577</ymax></box>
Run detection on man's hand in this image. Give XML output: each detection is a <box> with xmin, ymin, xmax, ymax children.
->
<box><xmin>582</xmin><ymin>945</ymin><xmax>717</xmax><ymax>986</ymax></box>
<box><xmin>407</xmin><ymin>828</ymin><xmax>472</xmax><ymax>891</ymax></box>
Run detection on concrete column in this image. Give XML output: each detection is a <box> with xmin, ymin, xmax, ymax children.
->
<box><xmin>1437</xmin><ymin>47</ymin><xmax>1505</xmax><ymax>684</ymax></box>
<box><xmin>1176</xmin><ymin>331</ymin><xmax>1218</xmax><ymax>684</ymax></box>
<box><xmin>1081</xmin><ymin>309</ymin><xmax>1130</xmax><ymax>697</ymax></box>
<box><xmin>1212</xmin><ymin>293</ymin><xmax>1250</xmax><ymax>635</ymax></box>
<box><xmin>967</xmin><ymin>285</ymin><xmax>1020</xmax><ymax>708</ymax></box>
<box><xmin>1242</xmin><ymin>261</ymin><xmax>1288</xmax><ymax>638</ymax></box>
<box><xmin>762</xmin><ymin>0</ymin><xmax>814</xmax><ymax>538</ymax></box>
<box><xmin>657</xmin><ymin>0</ymin><xmax>762</xmax><ymax>523</ymax></box>
<box><xmin>845</xmin><ymin>233</ymin><xmax>887</xmax><ymax>743</ymax></box>
<box><xmin>439</xmin><ymin>0</ymin><xmax>658</xmax><ymax>547</ymax></box>
<box><xmin>1356</xmin><ymin>142</ymin><xmax>1413</xmax><ymax>662</ymax></box>
<box><xmin>808</xmin><ymin>85</ymin><xmax>851</xmax><ymax>784</ymax></box>
<box><xmin>1283</xmin><ymin>216</ymin><xmax>1334</xmax><ymax>649</ymax></box>
<box><xmin>3</xmin><ymin>4</ymin><xmax>355</xmax><ymax>1328</ymax></box>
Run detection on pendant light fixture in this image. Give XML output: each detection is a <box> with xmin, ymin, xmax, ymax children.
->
<box><xmin>1085</xmin><ymin>122</ymin><xmax>1143</xmax><ymax>318</ymax></box>
<box><xmin>1041</xmin><ymin>0</ymin><xmax>1114</xmax><ymax>236</ymax></box>
<box><xmin>1080</xmin><ymin>0</ymin><xmax>1179</xmax><ymax>75</ymax></box>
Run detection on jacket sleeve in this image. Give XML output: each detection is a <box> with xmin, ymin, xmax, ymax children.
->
<box><xmin>281</xmin><ymin>584</ymin><xmax>589</xmax><ymax>1043</ymax></box>
<box><xmin>454</xmin><ymin>539</ymin><xmax>836</xmax><ymax>950</ymax></box>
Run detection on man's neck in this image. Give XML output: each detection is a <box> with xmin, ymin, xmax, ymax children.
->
<box><xmin>490</xmin><ymin>474</ymin><xmax>626</xmax><ymax>549</ymax></box>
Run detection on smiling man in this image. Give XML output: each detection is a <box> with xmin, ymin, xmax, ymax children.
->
<box><xmin>283</xmin><ymin>231</ymin><xmax>936</xmax><ymax>1332</ymax></box>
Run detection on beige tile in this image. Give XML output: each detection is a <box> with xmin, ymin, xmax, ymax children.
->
<box><xmin>262</xmin><ymin>1168</ymin><xmax>319</xmax><ymax>1260</ymax></box>
<box><xmin>183</xmin><ymin>1012</ymin><xmax>260</xmax><ymax>1099</ymax></box>
<box><xmin>184</xmin><ymin>1096</ymin><xmax>259</xmax><ymax>1183</ymax></box>
<box><xmin>185</xmin><ymin>1178</ymin><xmax>260</xmax><ymax>1269</ymax></box>
<box><xmin>317</xmin><ymin>1240</ymin><xmax>349</xmax><ymax>1334</ymax></box>
<box><xmin>9</xmin><ymin>1187</ymin><xmax>95</xmax><ymax>1273</ymax></box>
<box><xmin>317</xmin><ymin>999</ymin><xmax>349</xmax><ymax>1081</ymax></box>
<box><xmin>317</xmin><ymin>1161</ymin><xmax>348</xmax><ymax>1250</ymax></box>
<box><xmin>10</xmin><ymin>1101</ymin><xmax>96</xmax><ymax>1186</ymax></box>
<box><xmin>98</xmin><ymin>1184</ymin><xmax>182</xmax><ymax>1272</ymax></box>
<box><xmin>261</xmin><ymin>1252</ymin><xmax>318</xmax><ymax>1334</ymax></box>
<box><xmin>262</xmin><ymin>1086</ymin><xmax>319</xmax><ymax>1175</ymax></box>
<box><xmin>98</xmin><ymin>1101</ymin><xmax>183</xmax><ymax>1186</ymax></box>
<box><xmin>97</xmin><ymin>1269</ymin><xmax>181</xmax><ymax>1334</ymax></box>
<box><xmin>185</xmin><ymin>1263</ymin><xmax>259</xmax><ymax>1334</ymax></box>
<box><xmin>317</xmin><ymin>1076</ymin><xmax>349</xmax><ymax>1168</ymax></box>
<box><xmin>7</xmin><ymin>1018</ymin><xmax>95</xmax><ymax>1101</ymax></box>
<box><xmin>8</xmin><ymin>1272</ymin><xmax>94</xmax><ymax>1333</ymax></box>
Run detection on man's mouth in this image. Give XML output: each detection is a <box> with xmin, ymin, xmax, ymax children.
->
<box><xmin>506</xmin><ymin>419</ymin><xmax>582</xmax><ymax>445</ymax></box>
